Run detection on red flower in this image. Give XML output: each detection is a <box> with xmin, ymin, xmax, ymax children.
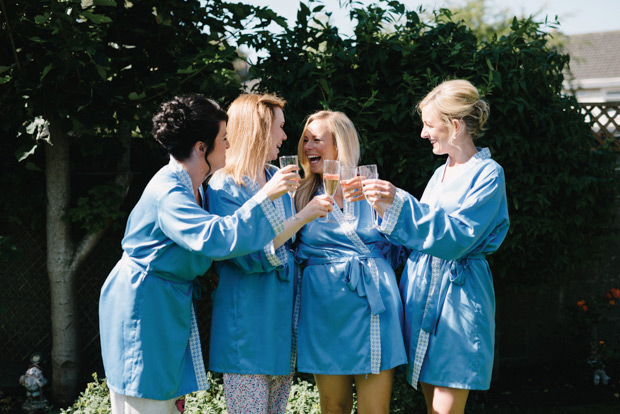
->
<box><xmin>610</xmin><ymin>288</ymin><xmax>620</xmax><ymax>299</ymax></box>
<box><xmin>610</xmin><ymin>300</ymin><xmax>616</xmax><ymax>306</ymax></box>
<box><xmin>582</xmin><ymin>305</ymin><xmax>588</xmax><ymax>312</ymax></box>
<box><xmin>605</xmin><ymin>292</ymin><xmax>613</xmax><ymax>300</ymax></box>
<box><xmin>577</xmin><ymin>300</ymin><xmax>586</xmax><ymax>307</ymax></box>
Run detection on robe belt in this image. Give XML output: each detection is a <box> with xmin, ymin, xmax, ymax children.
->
<box><xmin>271</xmin><ymin>244</ymin><xmax>295</xmax><ymax>282</ymax></box>
<box><xmin>275</xmin><ymin>261</ymin><xmax>291</xmax><ymax>282</ymax></box>
<box><xmin>119</xmin><ymin>253</ymin><xmax>202</xmax><ymax>300</ymax></box>
<box><xmin>421</xmin><ymin>254</ymin><xmax>486</xmax><ymax>335</ymax></box>
<box><xmin>304</xmin><ymin>253</ymin><xmax>386</xmax><ymax>316</ymax></box>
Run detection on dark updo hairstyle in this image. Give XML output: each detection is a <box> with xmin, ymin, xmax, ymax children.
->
<box><xmin>152</xmin><ymin>94</ymin><xmax>228</xmax><ymax>168</ymax></box>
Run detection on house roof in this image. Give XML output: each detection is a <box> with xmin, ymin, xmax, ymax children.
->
<box><xmin>564</xmin><ymin>30</ymin><xmax>620</xmax><ymax>80</ymax></box>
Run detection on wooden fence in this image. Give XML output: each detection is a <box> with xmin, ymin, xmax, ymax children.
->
<box><xmin>579</xmin><ymin>102</ymin><xmax>620</xmax><ymax>151</ymax></box>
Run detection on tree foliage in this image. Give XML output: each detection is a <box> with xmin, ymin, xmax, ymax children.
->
<box><xmin>250</xmin><ymin>0</ymin><xmax>617</xmax><ymax>283</ymax></box>
<box><xmin>0</xmin><ymin>0</ymin><xmax>277</xmax><ymax>405</ymax></box>
<box><xmin>429</xmin><ymin>0</ymin><xmax>514</xmax><ymax>42</ymax></box>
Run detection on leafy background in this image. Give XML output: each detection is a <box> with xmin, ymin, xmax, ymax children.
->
<box><xmin>1</xmin><ymin>0</ymin><xmax>618</xmax><ymax>410</ymax></box>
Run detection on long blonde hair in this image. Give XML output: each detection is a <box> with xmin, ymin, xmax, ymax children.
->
<box><xmin>416</xmin><ymin>79</ymin><xmax>490</xmax><ymax>142</ymax></box>
<box><xmin>295</xmin><ymin>110</ymin><xmax>360</xmax><ymax>211</ymax></box>
<box><xmin>221</xmin><ymin>93</ymin><xmax>287</xmax><ymax>185</ymax></box>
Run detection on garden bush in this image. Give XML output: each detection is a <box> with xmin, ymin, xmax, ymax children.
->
<box><xmin>248</xmin><ymin>1</ymin><xmax>617</xmax><ymax>284</ymax></box>
<box><xmin>60</xmin><ymin>372</ymin><xmax>429</xmax><ymax>413</ymax></box>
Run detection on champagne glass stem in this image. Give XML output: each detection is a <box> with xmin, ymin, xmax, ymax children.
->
<box><xmin>289</xmin><ymin>192</ymin><xmax>296</xmax><ymax>215</ymax></box>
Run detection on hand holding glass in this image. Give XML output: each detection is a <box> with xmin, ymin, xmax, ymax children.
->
<box><xmin>340</xmin><ymin>165</ymin><xmax>357</xmax><ymax>221</ymax></box>
<box><xmin>356</xmin><ymin>164</ymin><xmax>379</xmax><ymax>229</ymax></box>
<box><xmin>279</xmin><ymin>155</ymin><xmax>300</xmax><ymax>214</ymax></box>
<box><xmin>322</xmin><ymin>160</ymin><xmax>341</xmax><ymax>223</ymax></box>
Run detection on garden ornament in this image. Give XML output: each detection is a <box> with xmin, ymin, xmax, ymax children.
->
<box><xmin>593</xmin><ymin>368</ymin><xmax>610</xmax><ymax>385</ymax></box>
<box><xmin>19</xmin><ymin>353</ymin><xmax>48</xmax><ymax>413</ymax></box>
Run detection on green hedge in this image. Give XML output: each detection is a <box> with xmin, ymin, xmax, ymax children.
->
<box><xmin>248</xmin><ymin>2</ymin><xmax>617</xmax><ymax>284</ymax></box>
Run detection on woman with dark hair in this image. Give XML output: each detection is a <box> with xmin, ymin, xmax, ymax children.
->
<box><xmin>99</xmin><ymin>94</ymin><xmax>299</xmax><ymax>414</ymax></box>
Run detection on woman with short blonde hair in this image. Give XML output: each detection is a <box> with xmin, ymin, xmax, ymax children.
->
<box><xmin>362</xmin><ymin>79</ymin><xmax>509</xmax><ymax>414</ymax></box>
<box><xmin>208</xmin><ymin>94</ymin><xmax>332</xmax><ymax>414</ymax></box>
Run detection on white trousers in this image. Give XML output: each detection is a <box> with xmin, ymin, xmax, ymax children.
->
<box><xmin>110</xmin><ymin>389</ymin><xmax>181</xmax><ymax>414</ymax></box>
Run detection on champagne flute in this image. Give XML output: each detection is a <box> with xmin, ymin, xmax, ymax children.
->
<box><xmin>356</xmin><ymin>164</ymin><xmax>379</xmax><ymax>229</ymax></box>
<box><xmin>340</xmin><ymin>165</ymin><xmax>357</xmax><ymax>221</ymax></box>
<box><xmin>279</xmin><ymin>155</ymin><xmax>299</xmax><ymax>215</ymax></box>
<box><xmin>322</xmin><ymin>159</ymin><xmax>341</xmax><ymax>223</ymax></box>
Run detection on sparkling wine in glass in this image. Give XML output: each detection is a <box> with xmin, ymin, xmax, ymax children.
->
<box><xmin>322</xmin><ymin>159</ymin><xmax>341</xmax><ymax>223</ymax></box>
<box><xmin>340</xmin><ymin>165</ymin><xmax>357</xmax><ymax>221</ymax></box>
<box><xmin>279</xmin><ymin>155</ymin><xmax>299</xmax><ymax>215</ymax></box>
<box><xmin>356</xmin><ymin>164</ymin><xmax>379</xmax><ymax>229</ymax></box>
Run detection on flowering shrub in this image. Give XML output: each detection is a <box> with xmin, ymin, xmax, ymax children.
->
<box><xmin>573</xmin><ymin>288</ymin><xmax>620</xmax><ymax>384</ymax></box>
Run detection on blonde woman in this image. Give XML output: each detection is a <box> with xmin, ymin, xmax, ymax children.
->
<box><xmin>294</xmin><ymin>110</ymin><xmax>407</xmax><ymax>414</ymax></box>
<box><xmin>207</xmin><ymin>94</ymin><xmax>332</xmax><ymax>414</ymax></box>
<box><xmin>362</xmin><ymin>79</ymin><xmax>510</xmax><ymax>413</ymax></box>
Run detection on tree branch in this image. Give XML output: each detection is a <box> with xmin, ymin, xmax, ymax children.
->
<box><xmin>71</xmin><ymin>229</ymin><xmax>107</xmax><ymax>274</ymax></box>
<box><xmin>0</xmin><ymin>0</ymin><xmax>21</xmax><ymax>69</ymax></box>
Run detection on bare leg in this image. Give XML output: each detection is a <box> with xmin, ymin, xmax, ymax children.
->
<box><xmin>354</xmin><ymin>368</ymin><xmax>395</xmax><ymax>414</ymax></box>
<box><xmin>421</xmin><ymin>382</ymin><xmax>435</xmax><ymax>414</ymax></box>
<box><xmin>420</xmin><ymin>382</ymin><xmax>469</xmax><ymax>414</ymax></box>
<box><xmin>314</xmin><ymin>374</ymin><xmax>354</xmax><ymax>414</ymax></box>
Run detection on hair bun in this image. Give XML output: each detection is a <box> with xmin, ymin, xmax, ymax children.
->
<box><xmin>475</xmin><ymin>99</ymin><xmax>490</xmax><ymax>133</ymax></box>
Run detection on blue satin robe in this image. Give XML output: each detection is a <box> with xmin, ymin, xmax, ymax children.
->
<box><xmin>99</xmin><ymin>157</ymin><xmax>282</xmax><ymax>400</ymax></box>
<box><xmin>207</xmin><ymin>165</ymin><xmax>296</xmax><ymax>376</ymax></box>
<box><xmin>380</xmin><ymin>148</ymin><xmax>509</xmax><ymax>390</ymax></box>
<box><xmin>295</xmin><ymin>187</ymin><xmax>407</xmax><ymax>375</ymax></box>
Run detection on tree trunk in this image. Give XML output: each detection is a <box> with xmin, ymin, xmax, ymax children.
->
<box><xmin>45</xmin><ymin>118</ymin><xmax>79</xmax><ymax>406</ymax></box>
<box><xmin>44</xmin><ymin>117</ymin><xmax>133</xmax><ymax>406</ymax></box>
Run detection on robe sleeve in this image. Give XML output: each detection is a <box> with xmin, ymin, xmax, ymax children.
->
<box><xmin>380</xmin><ymin>164</ymin><xmax>507</xmax><ymax>261</ymax></box>
<box><xmin>155</xmin><ymin>182</ymin><xmax>282</xmax><ymax>261</ymax></box>
<box><xmin>206</xmin><ymin>175</ymin><xmax>285</xmax><ymax>274</ymax></box>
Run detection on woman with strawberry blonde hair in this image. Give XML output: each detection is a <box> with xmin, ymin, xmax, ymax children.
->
<box><xmin>207</xmin><ymin>94</ymin><xmax>332</xmax><ymax>414</ymax></box>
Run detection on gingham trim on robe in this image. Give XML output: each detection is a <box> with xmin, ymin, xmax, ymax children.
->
<box><xmin>290</xmin><ymin>265</ymin><xmax>302</xmax><ymax>374</ymax></box>
<box><xmin>242</xmin><ymin>171</ymin><xmax>287</xmax><ymax>267</ymax></box>
<box><xmin>189</xmin><ymin>304</ymin><xmax>209</xmax><ymax>390</ymax></box>
<box><xmin>378</xmin><ymin>188</ymin><xmax>406</xmax><ymax>236</ymax></box>
<box><xmin>409</xmin><ymin>256</ymin><xmax>442</xmax><ymax>389</ymax></box>
<box><xmin>324</xmin><ymin>185</ymin><xmax>382</xmax><ymax>374</ymax></box>
<box><xmin>168</xmin><ymin>157</ymin><xmax>210</xmax><ymax>390</ymax></box>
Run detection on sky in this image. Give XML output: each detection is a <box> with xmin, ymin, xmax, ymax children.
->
<box><xmin>240</xmin><ymin>0</ymin><xmax>619</xmax><ymax>37</ymax></box>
